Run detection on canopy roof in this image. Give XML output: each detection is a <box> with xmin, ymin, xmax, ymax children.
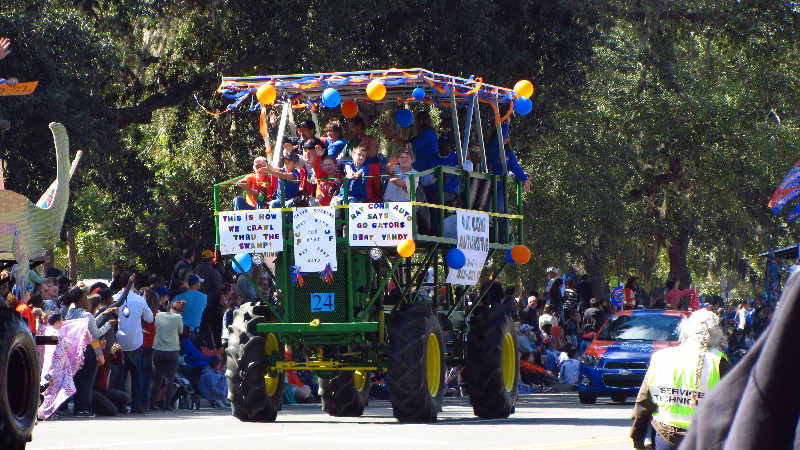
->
<box><xmin>217</xmin><ymin>68</ymin><xmax>521</xmax><ymax>113</ymax></box>
<box><xmin>759</xmin><ymin>244</ymin><xmax>800</xmax><ymax>260</ymax></box>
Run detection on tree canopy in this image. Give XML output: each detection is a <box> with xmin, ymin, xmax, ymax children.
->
<box><xmin>2</xmin><ymin>0</ymin><xmax>798</xmax><ymax>300</ymax></box>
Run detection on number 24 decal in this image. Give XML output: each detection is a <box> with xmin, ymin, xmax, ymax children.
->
<box><xmin>311</xmin><ymin>293</ymin><xmax>335</xmax><ymax>312</ymax></box>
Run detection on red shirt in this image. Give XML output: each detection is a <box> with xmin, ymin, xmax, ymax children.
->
<box><xmin>15</xmin><ymin>303</ymin><xmax>36</xmax><ymax>334</ymax></box>
<box><xmin>143</xmin><ymin>310</ymin><xmax>157</xmax><ymax>347</ymax></box>
<box><xmin>94</xmin><ymin>348</ymin><xmax>125</xmax><ymax>392</ymax></box>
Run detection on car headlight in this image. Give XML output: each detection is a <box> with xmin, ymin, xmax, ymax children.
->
<box><xmin>580</xmin><ymin>354</ymin><xmax>602</xmax><ymax>367</ymax></box>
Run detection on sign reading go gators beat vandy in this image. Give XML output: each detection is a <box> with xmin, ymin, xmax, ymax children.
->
<box><xmin>348</xmin><ymin>202</ymin><xmax>413</xmax><ymax>247</ymax></box>
<box><xmin>218</xmin><ymin>209</ymin><xmax>283</xmax><ymax>255</ymax></box>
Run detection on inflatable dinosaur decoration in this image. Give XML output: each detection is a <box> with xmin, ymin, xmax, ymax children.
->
<box><xmin>0</xmin><ymin>123</ymin><xmax>81</xmax><ymax>292</ymax></box>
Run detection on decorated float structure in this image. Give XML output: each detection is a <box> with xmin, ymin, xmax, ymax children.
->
<box><xmin>212</xmin><ymin>69</ymin><xmax>533</xmax><ymax>422</ymax></box>
<box><xmin>0</xmin><ymin>123</ymin><xmax>81</xmax><ymax>449</ymax></box>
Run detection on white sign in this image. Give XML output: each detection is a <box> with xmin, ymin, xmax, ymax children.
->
<box><xmin>218</xmin><ymin>209</ymin><xmax>283</xmax><ymax>255</ymax></box>
<box><xmin>293</xmin><ymin>206</ymin><xmax>337</xmax><ymax>272</ymax></box>
<box><xmin>446</xmin><ymin>210</ymin><xmax>489</xmax><ymax>286</ymax></box>
<box><xmin>348</xmin><ymin>202</ymin><xmax>413</xmax><ymax>247</ymax></box>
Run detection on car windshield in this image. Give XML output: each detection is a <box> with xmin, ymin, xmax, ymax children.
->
<box><xmin>596</xmin><ymin>314</ymin><xmax>683</xmax><ymax>341</ymax></box>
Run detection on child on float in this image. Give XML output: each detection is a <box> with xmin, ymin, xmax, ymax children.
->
<box><xmin>322</xmin><ymin>120</ymin><xmax>347</xmax><ymax>158</ymax></box>
<box><xmin>333</xmin><ymin>146</ymin><xmax>369</xmax><ymax>205</ymax></box>
<box><xmin>313</xmin><ymin>154</ymin><xmax>344</xmax><ymax>206</ymax></box>
<box><xmin>384</xmin><ymin>148</ymin><xmax>417</xmax><ymax>202</ymax></box>
<box><xmin>264</xmin><ymin>153</ymin><xmax>303</xmax><ymax>208</ymax></box>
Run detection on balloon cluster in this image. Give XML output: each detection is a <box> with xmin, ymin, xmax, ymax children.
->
<box><xmin>512</xmin><ymin>79</ymin><xmax>534</xmax><ymax>116</ymax></box>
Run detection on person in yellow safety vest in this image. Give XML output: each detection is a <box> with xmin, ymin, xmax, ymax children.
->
<box><xmin>630</xmin><ymin>309</ymin><xmax>732</xmax><ymax>450</ymax></box>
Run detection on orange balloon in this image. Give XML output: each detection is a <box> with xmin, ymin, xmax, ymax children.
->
<box><xmin>366</xmin><ymin>80</ymin><xmax>387</xmax><ymax>101</ymax></box>
<box><xmin>256</xmin><ymin>84</ymin><xmax>276</xmax><ymax>104</ymax></box>
<box><xmin>341</xmin><ymin>100</ymin><xmax>359</xmax><ymax>118</ymax></box>
<box><xmin>513</xmin><ymin>80</ymin><xmax>534</xmax><ymax>98</ymax></box>
<box><xmin>397</xmin><ymin>239</ymin><xmax>416</xmax><ymax>258</ymax></box>
<box><xmin>510</xmin><ymin>245</ymin><xmax>531</xmax><ymax>264</ymax></box>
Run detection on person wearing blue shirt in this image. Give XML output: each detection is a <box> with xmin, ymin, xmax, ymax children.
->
<box><xmin>264</xmin><ymin>153</ymin><xmax>302</xmax><ymax>207</ymax></box>
<box><xmin>322</xmin><ymin>120</ymin><xmax>347</xmax><ymax>158</ymax></box>
<box><xmin>381</xmin><ymin>111</ymin><xmax>439</xmax><ymax>172</ymax></box>
<box><xmin>486</xmin><ymin>120</ymin><xmax>531</xmax><ymax>241</ymax></box>
<box><xmin>170</xmin><ymin>274</ymin><xmax>207</xmax><ymax>333</ymax></box>
<box><xmin>338</xmin><ymin>146</ymin><xmax>369</xmax><ymax>203</ymax></box>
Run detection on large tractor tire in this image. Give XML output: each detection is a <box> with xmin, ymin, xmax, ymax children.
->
<box><xmin>0</xmin><ymin>308</ymin><xmax>40</xmax><ymax>450</ymax></box>
<box><xmin>226</xmin><ymin>303</ymin><xmax>283</xmax><ymax>422</ymax></box>
<box><xmin>319</xmin><ymin>370</ymin><xmax>370</xmax><ymax>417</ymax></box>
<box><xmin>387</xmin><ymin>304</ymin><xmax>445</xmax><ymax>423</ymax></box>
<box><xmin>465</xmin><ymin>306</ymin><xmax>519</xmax><ymax>419</ymax></box>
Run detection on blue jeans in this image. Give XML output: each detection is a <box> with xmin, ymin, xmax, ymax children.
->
<box><xmin>654</xmin><ymin>432</ymin><xmax>678</xmax><ymax>450</ymax></box>
<box><xmin>123</xmin><ymin>346</ymin><xmax>145</xmax><ymax>410</ymax></box>
<box><xmin>141</xmin><ymin>346</ymin><xmax>154</xmax><ymax>408</ymax></box>
<box><xmin>233</xmin><ymin>196</ymin><xmax>264</xmax><ymax>210</ymax></box>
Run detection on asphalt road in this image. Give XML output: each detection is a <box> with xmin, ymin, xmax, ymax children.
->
<box><xmin>29</xmin><ymin>392</ymin><xmax>635</xmax><ymax>450</ymax></box>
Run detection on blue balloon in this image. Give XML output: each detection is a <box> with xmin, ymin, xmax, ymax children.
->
<box><xmin>396</xmin><ymin>108</ymin><xmax>413</xmax><ymax>127</ymax></box>
<box><xmin>505</xmin><ymin>249</ymin><xmax>517</xmax><ymax>265</ymax></box>
<box><xmin>446</xmin><ymin>248</ymin><xmax>466</xmax><ymax>270</ymax></box>
<box><xmin>412</xmin><ymin>87</ymin><xmax>426</xmax><ymax>100</ymax></box>
<box><xmin>513</xmin><ymin>96</ymin><xmax>532</xmax><ymax>115</ymax></box>
<box><xmin>322</xmin><ymin>88</ymin><xmax>341</xmax><ymax>108</ymax></box>
<box><xmin>232</xmin><ymin>253</ymin><xmax>252</xmax><ymax>273</ymax></box>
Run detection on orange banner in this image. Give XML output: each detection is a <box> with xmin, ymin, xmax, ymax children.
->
<box><xmin>0</xmin><ymin>81</ymin><xmax>38</xmax><ymax>96</ymax></box>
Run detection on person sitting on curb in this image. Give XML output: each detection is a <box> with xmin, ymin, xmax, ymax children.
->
<box><xmin>198</xmin><ymin>356</ymin><xmax>229</xmax><ymax>407</ymax></box>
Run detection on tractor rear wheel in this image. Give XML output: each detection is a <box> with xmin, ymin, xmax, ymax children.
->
<box><xmin>0</xmin><ymin>307</ymin><xmax>39</xmax><ymax>450</ymax></box>
<box><xmin>319</xmin><ymin>370</ymin><xmax>371</xmax><ymax>417</ymax></box>
<box><xmin>226</xmin><ymin>303</ymin><xmax>283</xmax><ymax>422</ymax></box>
<box><xmin>465</xmin><ymin>306</ymin><xmax>519</xmax><ymax>419</ymax></box>
<box><xmin>387</xmin><ymin>304</ymin><xmax>445</xmax><ymax>423</ymax></box>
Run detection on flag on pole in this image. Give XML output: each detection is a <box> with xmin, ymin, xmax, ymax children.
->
<box><xmin>766</xmin><ymin>240</ymin><xmax>781</xmax><ymax>305</ymax></box>
<box><xmin>610</xmin><ymin>285</ymin><xmax>624</xmax><ymax>309</ymax></box>
<box><xmin>689</xmin><ymin>285</ymin><xmax>701</xmax><ymax>311</ymax></box>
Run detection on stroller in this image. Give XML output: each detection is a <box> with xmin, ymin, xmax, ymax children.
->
<box><xmin>173</xmin><ymin>371</ymin><xmax>200</xmax><ymax>410</ymax></box>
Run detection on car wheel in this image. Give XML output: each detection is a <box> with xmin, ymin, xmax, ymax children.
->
<box><xmin>578</xmin><ymin>392</ymin><xmax>597</xmax><ymax>404</ymax></box>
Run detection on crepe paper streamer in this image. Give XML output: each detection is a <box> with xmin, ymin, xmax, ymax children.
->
<box><xmin>319</xmin><ymin>263</ymin><xmax>334</xmax><ymax>283</ymax></box>
<box><xmin>291</xmin><ymin>266</ymin><xmax>305</xmax><ymax>287</ymax></box>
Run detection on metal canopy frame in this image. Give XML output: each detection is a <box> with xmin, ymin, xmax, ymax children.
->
<box><xmin>218</xmin><ymin>68</ymin><xmax>517</xmax><ymax>109</ymax></box>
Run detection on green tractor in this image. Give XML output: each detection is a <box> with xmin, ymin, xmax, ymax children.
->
<box><xmin>213</xmin><ymin>69</ymin><xmax>531</xmax><ymax>422</ymax></box>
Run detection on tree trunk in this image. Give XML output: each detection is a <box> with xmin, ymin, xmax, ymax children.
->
<box><xmin>42</xmin><ymin>249</ymin><xmax>54</xmax><ymax>275</ymax></box>
<box><xmin>585</xmin><ymin>238</ymin><xmax>609</xmax><ymax>300</ymax></box>
<box><xmin>67</xmin><ymin>227</ymin><xmax>77</xmax><ymax>282</ymax></box>
<box><xmin>667</xmin><ymin>228</ymin><xmax>692</xmax><ymax>288</ymax></box>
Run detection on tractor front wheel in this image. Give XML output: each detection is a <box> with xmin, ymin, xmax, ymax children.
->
<box><xmin>465</xmin><ymin>306</ymin><xmax>519</xmax><ymax>419</ymax></box>
<box><xmin>225</xmin><ymin>303</ymin><xmax>283</xmax><ymax>422</ymax></box>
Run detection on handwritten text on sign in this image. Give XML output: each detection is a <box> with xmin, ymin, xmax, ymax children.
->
<box><xmin>445</xmin><ymin>210</ymin><xmax>489</xmax><ymax>286</ymax></box>
<box><xmin>348</xmin><ymin>202</ymin><xmax>413</xmax><ymax>246</ymax></box>
<box><xmin>293</xmin><ymin>206</ymin><xmax>337</xmax><ymax>272</ymax></box>
<box><xmin>0</xmin><ymin>81</ymin><xmax>38</xmax><ymax>96</ymax></box>
<box><xmin>218</xmin><ymin>209</ymin><xmax>283</xmax><ymax>255</ymax></box>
